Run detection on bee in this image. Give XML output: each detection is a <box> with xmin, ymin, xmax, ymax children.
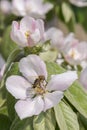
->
<box><xmin>33</xmin><ymin>75</ymin><xmax>45</xmax><ymax>88</ymax></box>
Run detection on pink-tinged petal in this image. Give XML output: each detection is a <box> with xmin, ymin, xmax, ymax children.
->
<box><xmin>63</xmin><ymin>41</ymin><xmax>87</xmax><ymax>65</ymax></box>
<box><xmin>31</xmin><ymin>29</ymin><xmax>41</xmax><ymax>43</ymax></box>
<box><xmin>47</xmin><ymin>71</ymin><xmax>78</xmax><ymax>91</ymax></box>
<box><xmin>44</xmin><ymin>91</ymin><xmax>63</xmax><ymax>111</ymax></box>
<box><xmin>11</xmin><ymin>21</ymin><xmax>28</xmax><ymax>47</ymax></box>
<box><xmin>20</xmin><ymin>16</ymin><xmax>36</xmax><ymax>32</ymax></box>
<box><xmin>36</xmin><ymin>19</ymin><xmax>44</xmax><ymax>40</ymax></box>
<box><xmin>6</xmin><ymin>76</ymin><xmax>31</xmax><ymax>99</ymax></box>
<box><xmin>15</xmin><ymin>96</ymin><xmax>44</xmax><ymax>119</ymax></box>
<box><xmin>19</xmin><ymin>55</ymin><xmax>47</xmax><ymax>83</ymax></box>
<box><xmin>79</xmin><ymin>67</ymin><xmax>87</xmax><ymax>89</ymax></box>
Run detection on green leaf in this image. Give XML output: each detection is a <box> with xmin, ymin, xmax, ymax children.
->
<box><xmin>62</xmin><ymin>2</ymin><xmax>74</xmax><ymax>23</ymax></box>
<box><xmin>0</xmin><ymin>95</ymin><xmax>6</xmax><ymax>108</ymax></box>
<box><xmin>65</xmin><ymin>82</ymin><xmax>87</xmax><ymax>118</ymax></box>
<box><xmin>7</xmin><ymin>93</ymin><xmax>16</xmax><ymax>121</ymax></box>
<box><xmin>54</xmin><ymin>101</ymin><xmax>79</xmax><ymax>130</ymax></box>
<box><xmin>78</xmin><ymin>113</ymin><xmax>87</xmax><ymax>130</ymax></box>
<box><xmin>0</xmin><ymin>106</ymin><xmax>8</xmax><ymax>116</ymax></box>
<box><xmin>40</xmin><ymin>49</ymin><xmax>58</xmax><ymax>62</ymax></box>
<box><xmin>33</xmin><ymin>109</ymin><xmax>56</xmax><ymax>130</ymax></box>
<box><xmin>0</xmin><ymin>26</ymin><xmax>18</xmax><ymax>60</ymax></box>
<box><xmin>46</xmin><ymin>62</ymin><xmax>65</xmax><ymax>80</ymax></box>
<box><xmin>0</xmin><ymin>49</ymin><xmax>21</xmax><ymax>90</ymax></box>
<box><xmin>10</xmin><ymin>116</ymin><xmax>33</xmax><ymax>130</ymax></box>
<box><xmin>0</xmin><ymin>114</ymin><xmax>11</xmax><ymax>130</ymax></box>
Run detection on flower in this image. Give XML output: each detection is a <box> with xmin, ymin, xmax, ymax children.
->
<box><xmin>11</xmin><ymin>16</ymin><xmax>45</xmax><ymax>47</ymax></box>
<box><xmin>69</xmin><ymin>0</ymin><xmax>87</xmax><ymax>7</ymax></box>
<box><xmin>44</xmin><ymin>27</ymin><xmax>64</xmax><ymax>51</ymax></box>
<box><xmin>79</xmin><ymin>67</ymin><xmax>87</xmax><ymax>90</ymax></box>
<box><xmin>12</xmin><ymin>0</ymin><xmax>53</xmax><ymax>18</ymax></box>
<box><xmin>6</xmin><ymin>55</ymin><xmax>77</xmax><ymax>119</ymax></box>
<box><xmin>0</xmin><ymin>64</ymin><xmax>5</xmax><ymax>81</ymax></box>
<box><xmin>0</xmin><ymin>0</ymin><xmax>11</xmax><ymax>14</ymax></box>
<box><xmin>62</xmin><ymin>33</ymin><xmax>87</xmax><ymax>65</ymax></box>
<box><xmin>0</xmin><ymin>55</ymin><xmax>5</xmax><ymax>70</ymax></box>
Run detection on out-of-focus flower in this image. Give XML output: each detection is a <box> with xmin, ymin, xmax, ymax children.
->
<box><xmin>63</xmin><ymin>42</ymin><xmax>87</xmax><ymax>65</ymax></box>
<box><xmin>6</xmin><ymin>54</ymin><xmax>77</xmax><ymax>119</ymax></box>
<box><xmin>11</xmin><ymin>16</ymin><xmax>44</xmax><ymax>47</ymax></box>
<box><xmin>69</xmin><ymin>0</ymin><xmax>87</xmax><ymax>7</ymax></box>
<box><xmin>62</xmin><ymin>33</ymin><xmax>87</xmax><ymax>65</ymax></box>
<box><xmin>0</xmin><ymin>0</ymin><xmax>11</xmax><ymax>14</ymax></box>
<box><xmin>0</xmin><ymin>55</ymin><xmax>5</xmax><ymax>70</ymax></box>
<box><xmin>79</xmin><ymin>67</ymin><xmax>87</xmax><ymax>90</ymax></box>
<box><xmin>44</xmin><ymin>27</ymin><xmax>64</xmax><ymax>51</ymax></box>
<box><xmin>0</xmin><ymin>64</ymin><xmax>5</xmax><ymax>81</ymax></box>
<box><xmin>12</xmin><ymin>0</ymin><xmax>53</xmax><ymax>18</ymax></box>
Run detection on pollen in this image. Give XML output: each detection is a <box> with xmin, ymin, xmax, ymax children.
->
<box><xmin>35</xmin><ymin>87</ymin><xmax>45</xmax><ymax>95</ymax></box>
<box><xmin>25</xmin><ymin>31</ymin><xmax>30</xmax><ymax>38</ymax></box>
<box><xmin>70</xmin><ymin>50</ymin><xmax>76</xmax><ymax>58</ymax></box>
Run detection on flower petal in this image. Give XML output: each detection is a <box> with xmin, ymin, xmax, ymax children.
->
<box><xmin>79</xmin><ymin>67</ymin><xmax>87</xmax><ymax>89</ymax></box>
<box><xmin>47</xmin><ymin>71</ymin><xmax>78</xmax><ymax>91</ymax></box>
<box><xmin>6</xmin><ymin>75</ymin><xmax>31</xmax><ymax>99</ymax></box>
<box><xmin>36</xmin><ymin>19</ymin><xmax>44</xmax><ymax>41</ymax></box>
<box><xmin>11</xmin><ymin>21</ymin><xmax>28</xmax><ymax>47</ymax></box>
<box><xmin>12</xmin><ymin>0</ymin><xmax>26</xmax><ymax>16</ymax></box>
<box><xmin>20</xmin><ymin>16</ymin><xmax>36</xmax><ymax>32</ymax></box>
<box><xmin>19</xmin><ymin>55</ymin><xmax>47</xmax><ymax>83</ymax></box>
<box><xmin>44</xmin><ymin>91</ymin><xmax>63</xmax><ymax>111</ymax></box>
<box><xmin>15</xmin><ymin>96</ymin><xmax>44</xmax><ymax>119</ymax></box>
<box><xmin>31</xmin><ymin>29</ymin><xmax>41</xmax><ymax>43</ymax></box>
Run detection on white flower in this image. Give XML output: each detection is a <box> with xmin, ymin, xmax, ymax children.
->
<box><xmin>0</xmin><ymin>0</ymin><xmax>11</xmax><ymax>14</ymax></box>
<box><xmin>45</xmin><ymin>27</ymin><xmax>64</xmax><ymax>51</ymax></box>
<box><xmin>62</xmin><ymin>33</ymin><xmax>87</xmax><ymax>65</ymax></box>
<box><xmin>69</xmin><ymin>0</ymin><xmax>87</xmax><ymax>7</ymax></box>
<box><xmin>0</xmin><ymin>55</ymin><xmax>5</xmax><ymax>70</ymax></box>
<box><xmin>0</xmin><ymin>64</ymin><xmax>5</xmax><ymax>81</ymax></box>
<box><xmin>11</xmin><ymin>16</ymin><xmax>44</xmax><ymax>47</ymax></box>
<box><xmin>12</xmin><ymin>0</ymin><xmax>53</xmax><ymax>18</ymax></box>
<box><xmin>6</xmin><ymin>55</ymin><xmax>77</xmax><ymax>119</ymax></box>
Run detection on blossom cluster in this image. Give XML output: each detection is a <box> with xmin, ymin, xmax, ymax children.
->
<box><xmin>0</xmin><ymin>0</ymin><xmax>87</xmax><ymax>122</ymax></box>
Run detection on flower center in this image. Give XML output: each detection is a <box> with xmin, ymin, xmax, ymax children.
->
<box><xmin>33</xmin><ymin>75</ymin><xmax>47</xmax><ymax>95</ymax></box>
<box><xmin>68</xmin><ymin>49</ymin><xmax>80</xmax><ymax>60</ymax></box>
<box><xmin>25</xmin><ymin>31</ymin><xmax>30</xmax><ymax>38</ymax></box>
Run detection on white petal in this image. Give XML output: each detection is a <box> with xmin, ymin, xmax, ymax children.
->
<box><xmin>79</xmin><ymin>67</ymin><xmax>87</xmax><ymax>89</ymax></box>
<box><xmin>47</xmin><ymin>71</ymin><xmax>78</xmax><ymax>91</ymax></box>
<box><xmin>19</xmin><ymin>55</ymin><xmax>47</xmax><ymax>83</ymax></box>
<box><xmin>20</xmin><ymin>16</ymin><xmax>36</xmax><ymax>32</ymax></box>
<box><xmin>6</xmin><ymin>76</ymin><xmax>31</xmax><ymax>99</ymax></box>
<box><xmin>44</xmin><ymin>91</ymin><xmax>63</xmax><ymax>111</ymax></box>
<box><xmin>12</xmin><ymin>0</ymin><xmax>26</xmax><ymax>16</ymax></box>
<box><xmin>31</xmin><ymin>29</ymin><xmax>41</xmax><ymax>43</ymax></box>
<box><xmin>36</xmin><ymin>19</ymin><xmax>44</xmax><ymax>40</ymax></box>
<box><xmin>11</xmin><ymin>21</ymin><xmax>28</xmax><ymax>47</ymax></box>
<box><xmin>15</xmin><ymin>96</ymin><xmax>44</xmax><ymax>119</ymax></box>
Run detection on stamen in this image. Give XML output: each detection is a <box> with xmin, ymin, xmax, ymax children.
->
<box><xmin>25</xmin><ymin>31</ymin><xmax>30</xmax><ymax>38</ymax></box>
